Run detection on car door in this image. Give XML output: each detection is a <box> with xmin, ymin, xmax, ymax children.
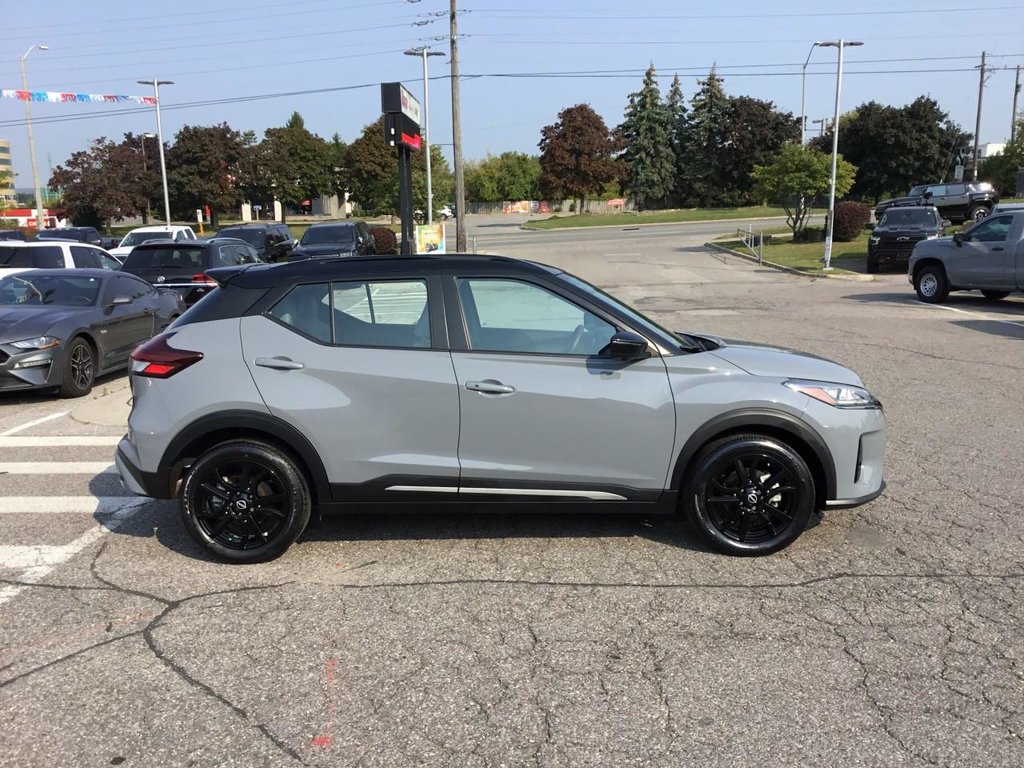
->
<box><xmin>447</xmin><ymin>275</ymin><xmax>675</xmax><ymax>500</ymax></box>
<box><xmin>98</xmin><ymin>275</ymin><xmax>157</xmax><ymax>367</ymax></box>
<box><xmin>949</xmin><ymin>215</ymin><xmax>1015</xmax><ymax>289</ymax></box>
<box><xmin>240</xmin><ymin>276</ymin><xmax>461</xmax><ymax>494</ymax></box>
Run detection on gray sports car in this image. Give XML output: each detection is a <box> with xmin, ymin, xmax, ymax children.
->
<box><xmin>0</xmin><ymin>268</ymin><xmax>185</xmax><ymax>397</ymax></box>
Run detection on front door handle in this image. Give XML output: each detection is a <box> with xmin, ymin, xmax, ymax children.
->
<box><xmin>255</xmin><ymin>356</ymin><xmax>304</xmax><ymax>370</ymax></box>
<box><xmin>465</xmin><ymin>380</ymin><xmax>515</xmax><ymax>395</ymax></box>
<box><xmin>992</xmin><ymin>247</ymin><xmax>1005</xmax><ymax>251</ymax></box>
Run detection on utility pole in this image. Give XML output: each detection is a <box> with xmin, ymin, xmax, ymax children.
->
<box><xmin>972</xmin><ymin>51</ymin><xmax>987</xmax><ymax>181</ymax></box>
<box><xmin>1012</xmin><ymin>65</ymin><xmax>1021</xmax><ymax>144</ymax></box>
<box><xmin>19</xmin><ymin>44</ymin><xmax>49</xmax><ymax>232</ymax></box>
<box><xmin>450</xmin><ymin>0</ymin><xmax>466</xmax><ymax>252</ymax></box>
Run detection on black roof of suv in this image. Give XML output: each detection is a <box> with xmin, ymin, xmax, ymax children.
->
<box><xmin>120</xmin><ymin>238</ymin><xmax>262</xmax><ymax>305</ymax></box>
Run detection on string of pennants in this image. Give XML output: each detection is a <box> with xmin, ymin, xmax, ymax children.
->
<box><xmin>1</xmin><ymin>90</ymin><xmax>156</xmax><ymax>105</ymax></box>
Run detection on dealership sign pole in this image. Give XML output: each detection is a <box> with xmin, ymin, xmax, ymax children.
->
<box><xmin>382</xmin><ymin>82</ymin><xmax>422</xmax><ymax>255</ymax></box>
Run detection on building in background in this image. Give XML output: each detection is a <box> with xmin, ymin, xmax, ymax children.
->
<box><xmin>0</xmin><ymin>139</ymin><xmax>15</xmax><ymax>210</ymax></box>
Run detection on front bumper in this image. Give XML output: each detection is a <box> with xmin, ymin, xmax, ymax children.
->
<box><xmin>0</xmin><ymin>346</ymin><xmax>62</xmax><ymax>391</ymax></box>
<box><xmin>800</xmin><ymin>399</ymin><xmax>886</xmax><ymax>507</ymax></box>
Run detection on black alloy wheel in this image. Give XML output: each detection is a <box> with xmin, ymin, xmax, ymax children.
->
<box><xmin>181</xmin><ymin>440</ymin><xmax>311</xmax><ymax>562</ymax></box>
<box><xmin>685</xmin><ymin>434</ymin><xmax>815</xmax><ymax>556</ymax></box>
<box><xmin>60</xmin><ymin>337</ymin><xmax>95</xmax><ymax>397</ymax></box>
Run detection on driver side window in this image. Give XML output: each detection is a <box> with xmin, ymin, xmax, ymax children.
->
<box><xmin>969</xmin><ymin>215</ymin><xmax>1012</xmax><ymax>243</ymax></box>
<box><xmin>458</xmin><ymin>278</ymin><xmax>615</xmax><ymax>356</ymax></box>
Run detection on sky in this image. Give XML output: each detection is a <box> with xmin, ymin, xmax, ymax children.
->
<box><xmin>2</xmin><ymin>0</ymin><xmax>1023</xmax><ymax>190</ymax></box>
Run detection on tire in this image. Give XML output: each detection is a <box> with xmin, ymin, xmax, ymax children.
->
<box><xmin>914</xmin><ymin>264</ymin><xmax>949</xmax><ymax>303</ymax></box>
<box><xmin>981</xmin><ymin>290</ymin><xmax>1010</xmax><ymax>300</ymax></box>
<box><xmin>59</xmin><ymin>337</ymin><xmax>95</xmax><ymax>397</ymax></box>
<box><xmin>866</xmin><ymin>255</ymin><xmax>879</xmax><ymax>274</ymax></box>
<box><xmin>969</xmin><ymin>205</ymin><xmax>990</xmax><ymax>222</ymax></box>
<box><xmin>683</xmin><ymin>434</ymin><xmax>816</xmax><ymax>556</ymax></box>
<box><xmin>180</xmin><ymin>440</ymin><xmax>311</xmax><ymax>563</ymax></box>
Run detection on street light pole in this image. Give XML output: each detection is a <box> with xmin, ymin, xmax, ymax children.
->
<box><xmin>140</xmin><ymin>132</ymin><xmax>155</xmax><ymax>224</ymax></box>
<box><xmin>819</xmin><ymin>39</ymin><xmax>863</xmax><ymax>271</ymax></box>
<box><xmin>800</xmin><ymin>42</ymin><xmax>824</xmax><ymax>144</ymax></box>
<box><xmin>405</xmin><ymin>47</ymin><xmax>445</xmax><ymax>225</ymax></box>
<box><xmin>138</xmin><ymin>79</ymin><xmax>173</xmax><ymax>225</ymax></box>
<box><xmin>19</xmin><ymin>44</ymin><xmax>49</xmax><ymax>231</ymax></box>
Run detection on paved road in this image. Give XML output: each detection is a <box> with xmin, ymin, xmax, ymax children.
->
<box><xmin>1</xmin><ymin>225</ymin><xmax>1023</xmax><ymax>767</ymax></box>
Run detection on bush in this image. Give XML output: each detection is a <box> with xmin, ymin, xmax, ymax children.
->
<box><xmin>832</xmin><ymin>201</ymin><xmax>870</xmax><ymax>242</ymax></box>
<box><xmin>794</xmin><ymin>226</ymin><xmax>825</xmax><ymax>243</ymax></box>
<box><xmin>370</xmin><ymin>226</ymin><xmax>398</xmax><ymax>255</ymax></box>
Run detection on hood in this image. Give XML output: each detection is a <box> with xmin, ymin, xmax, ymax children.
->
<box><xmin>877</xmin><ymin>196</ymin><xmax>919</xmax><ymax>210</ymax></box>
<box><xmin>873</xmin><ymin>223</ymin><xmax>938</xmax><ymax>235</ymax></box>
<box><xmin>691</xmin><ymin>335</ymin><xmax>864</xmax><ymax>386</ymax></box>
<box><xmin>294</xmin><ymin>243</ymin><xmax>356</xmax><ymax>258</ymax></box>
<box><xmin>109</xmin><ymin>246</ymin><xmax>132</xmax><ymax>258</ymax></box>
<box><xmin>0</xmin><ymin>307</ymin><xmax>88</xmax><ymax>342</ymax></box>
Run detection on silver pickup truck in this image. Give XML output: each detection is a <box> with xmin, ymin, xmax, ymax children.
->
<box><xmin>909</xmin><ymin>210</ymin><xmax>1024</xmax><ymax>303</ymax></box>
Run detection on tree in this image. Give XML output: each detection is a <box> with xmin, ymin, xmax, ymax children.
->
<box><xmin>676</xmin><ymin>68</ymin><xmax>730</xmax><ymax>207</ymax></box>
<box><xmin>538</xmin><ymin>104</ymin><xmax>620</xmax><ymax>212</ymax></box>
<box><xmin>258</xmin><ymin>112</ymin><xmax>334</xmax><ymax>220</ymax></box>
<box><xmin>811</xmin><ymin>97</ymin><xmax>967</xmax><ymax>202</ymax></box>
<box><xmin>619</xmin><ymin>65</ymin><xmax>676</xmax><ymax>210</ymax></box>
<box><xmin>166</xmin><ymin>123</ymin><xmax>248</xmax><ymax>227</ymax></box>
<box><xmin>716</xmin><ymin>96</ymin><xmax>800</xmax><ymax>206</ymax></box>
<box><xmin>465</xmin><ymin>152</ymin><xmax>541</xmax><ymax>202</ymax></box>
<box><xmin>49</xmin><ymin>138</ymin><xmax>149</xmax><ymax>229</ymax></box>
<box><xmin>752</xmin><ymin>144</ymin><xmax>856</xmax><ymax>237</ymax></box>
<box><xmin>979</xmin><ymin>118</ymin><xmax>1024</xmax><ymax>195</ymax></box>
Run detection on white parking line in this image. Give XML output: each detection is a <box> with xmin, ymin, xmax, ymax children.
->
<box><xmin>0</xmin><ymin>462</ymin><xmax>116</xmax><ymax>475</ymax></box>
<box><xmin>0</xmin><ymin>435</ymin><xmax>121</xmax><ymax>448</ymax></box>
<box><xmin>908</xmin><ymin>299</ymin><xmax>1024</xmax><ymax>326</ymax></box>
<box><xmin>0</xmin><ymin>497</ymin><xmax>151</xmax><ymax>515</ymax></box>
<box><xmin>0</xmin><ymin>411</ymin><xmax>70</xmax><ymax>437</ymax></box>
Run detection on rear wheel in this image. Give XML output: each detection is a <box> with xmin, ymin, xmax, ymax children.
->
<box><xmin>683</xmin><ymin>434</ymin><xmax>816</xmax><ymax>556</ymax></box>
<box><xmin>914</xmin><ymin>264</ymin><xmax>949</xmax><ymax>303</ymax></box>
<box><xmin>981</xmin><ymin>290</ymin><xmax>1010</xmax><ymax>300</ymax></box>
<box><xmin>969</xmin><ymin>205</ymin><xmax>990</xmax><ymax>222</ymax></box>
<box><xmin>181</xmin><ymin>440</ymin><xmax>311</xmax><ymax>563</ymax></box>
<box><xmin>866</xmin><ymin>255</ymin><xmax>879</xmax><ymax>274</ymax></box>
<box><xmin>59</xmin><ymin>337</ymin><xmax>95</xmax><ymax>397</ymax></box>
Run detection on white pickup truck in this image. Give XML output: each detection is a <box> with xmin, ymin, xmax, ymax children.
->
<box><xmin>909</xmin><ymin>210</ymin><xmax>1024</xmax><ymax>303</ymax></box>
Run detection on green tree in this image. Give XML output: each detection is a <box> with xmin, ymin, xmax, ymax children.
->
<box><xmin>677</xmin><ymin>67</ymin><xmax>729</xmax><ymax>206</ymax></box>
<box><xmin>538</xmin><ymin>104</ymin><xmax>620</xmax><ymax>212</ymax></box>
<box><xmin>49</xmin><ymin>138</ymin><xmax>148</xmax><ymax>229</ymax></box>
<box><xmin>666</xmin><ymin>74</ymin><xmax>688</xmax><ymax>204</ymax></box>
<box><xmin>259</xmin><ymin>112</ymin><xmax>334</xmax><ymax>220</ymax></box>
<box><xmin>752</xmin><ymin>144</ymin><xmax>856</xmax><ymax>237</ymax></box>
<box><xmin>328</xmin><ymin>132</ymin><xmax>349</xmax><ymax>200</ymax></box>
<box><xmin>716</xmin><ymin>96</ymin><xmax>800</xmax><ymax>205</ymax></box>
<box><xmin>811</xmin><ymin>97</ymin><xmax>967</xmax><ymax>202</ymax></box>
<box><xmin>619</xmin><ymin>65</ymin><xmax>676</xmax><ymax>210</ymax></box>
<box><xmin>465</xmin><ymin>152</ymin><xmax>541</xmax><ymax>202</ymax></box>
<box><xmin>166</xmin><ymin>123</ymin><xmax>247</xmax><ymax>227</ymax></box>
<box><xmin>979</xmin><ymin>119</ymin><xmax>1024</xmax><ymax>195</ymax></box>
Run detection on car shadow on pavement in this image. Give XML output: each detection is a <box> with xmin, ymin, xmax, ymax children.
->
<box><xmin>951</xmin><ymin>319</ymin><xmax>1024</xmax><ymax>340</ymax></box>
<box><xmin>843</xmin><ymin>291</ymin><xmax>1024</xmax><ymax>315</ymax></box>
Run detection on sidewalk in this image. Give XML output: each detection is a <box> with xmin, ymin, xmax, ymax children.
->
<box><xmin>70</xmin><ymin>379</ymin><xmax>132</xmax><ymax>428</ymax></box>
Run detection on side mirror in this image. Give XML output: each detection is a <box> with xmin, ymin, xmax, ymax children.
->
<box><xmin>923</xmin><ymin>191</ymin><xmax>933</xmax><ymax>199</ymax></box>
<box><xmin>110</xmin><ymin>294</ymin><xmax>132</xmax><ymax>306</ymax></box>
<box><xmin>941</xmin><ymin>219</ymin><xmax>952</xmax><ymax>229</ymax></box>
<box><xmin>603</xmin><ymin>331</ymin><xmax>651</xmax><ymax>361</ymax></box>
<box><xmin>953</xmin><ymin>232</ymin><xmax>964</xmax><ymax>246</ymax></box>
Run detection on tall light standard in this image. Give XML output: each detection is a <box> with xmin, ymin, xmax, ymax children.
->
<box><xmin>139</xmin><ymin>132</ymin><xmax>155</xmax><ymax>224</ymax></box>
<box><xmin>19</xmin><ymin>44</ymin><xmax>49</xmax><ymax>231</ymax></box>
<box><xmin>137</xmin><ymin>79</ymin><xmax>173</xmax><ymax>225</ymax></box>
<box><xmin>812</xmin><ymin>118</ymin><xmax>827</xmax><ymax>137</ymax></box>
<box><xmin>818</xmin><ymin>40</ymin><xmax>863</xmax><ymax>271</ymax></box>
<box><xmin>800</xmin><ymin>42</ymin><xmax>825</xmax><ymax>144</ymax></box>
<box><xmin>405</xmin><ymin>46</ymin><xmax>446</xmax><ymax>224</ymax></box>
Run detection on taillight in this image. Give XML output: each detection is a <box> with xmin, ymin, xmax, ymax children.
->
<box><xmin>130</xmin><ymin>333</ymin><xmax>203</xmax><ymax>378</ymax></box>
<box><xmin>191</xmin><ymin>274</ymin><xmax>218</xmax><ymax>285</ymax></box>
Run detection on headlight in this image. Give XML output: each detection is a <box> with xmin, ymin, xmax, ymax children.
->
<box><xmin>868</xmin><ymin>236</ymin><xmax>880</xmax><ymax>245</ymax></box>
<box><xmin>9</xmin><ymin>335</ymin><xmax>61</xmax><ymax>350</ymax></box>
<box><xmin>925</xmin><ymin>234</ymin><xmax>938</xmax><ymax>240</ymax></box>
<box><xmin>784</xmin><ymin>379</ymin><xmax>881</xmax><ymax>409</ymax></box>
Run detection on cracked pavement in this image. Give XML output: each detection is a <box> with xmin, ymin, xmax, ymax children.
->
<box><xmin>1</xmin><ymin>220</ymin><xmax>1022</xmax><ymax>767</ymax></box>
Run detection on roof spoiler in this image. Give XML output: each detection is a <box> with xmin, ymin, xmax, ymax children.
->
<box><xmin>204</xmin><ymin>264</ymin><xmax>258</xmax><ymax>288</ymax></box>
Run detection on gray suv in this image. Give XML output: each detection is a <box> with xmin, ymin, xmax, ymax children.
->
<box><xmin>115</xmin><ymin>254</ymin><xmax>886</xmax><ymax>562</ymax></box>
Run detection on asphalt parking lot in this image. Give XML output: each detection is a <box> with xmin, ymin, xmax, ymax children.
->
<box><xmin>1</xmin><ymin>219</ymin><xmax>1023</xmax><ymax>767</ymax></box>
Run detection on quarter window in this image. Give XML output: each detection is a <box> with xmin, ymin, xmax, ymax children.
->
<box><xmin>269</xmin><ymin>283</ymin><xmax>331</xmax><ymax>343</ymax></box>
<box><xmin>458</xmin><ymin>278</ymin><xmax>615</xmax><ymax>355</ymax></box>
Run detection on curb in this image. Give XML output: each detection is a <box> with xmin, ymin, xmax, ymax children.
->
<box><xmin>519</xmin><ymin>214</ymin><xmax>798</xmax><ymax>232</ymax></box>
<box><xmin>704</xmin><ymin>242</ymin><xmax>877</xmax><ymax>282</ymax></box>
<box><xmin>70</xmin><ymin>379</ymin><xmax>132</xmax><ymax>428</ymax></box>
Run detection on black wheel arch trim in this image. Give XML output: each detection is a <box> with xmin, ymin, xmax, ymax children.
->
<box><xmin>156</xmin><ymin>409</ymin><xmax>330</xmax><ymax>502</ymax></box>
<box><xmin>670</xmin><ymin>408</ymin><xmax>837</xmax><ymax>502</ymax></box>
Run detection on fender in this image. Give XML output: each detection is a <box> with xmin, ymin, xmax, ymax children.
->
<box><xmin>156</xmin><ymin>409</ymin><xmax>331</xmax><ymax>502</ymax></box>
<box><xmin>670</xmin><ymin>408</ymin><xmax>837</xmax><ymax>500</ymax></box>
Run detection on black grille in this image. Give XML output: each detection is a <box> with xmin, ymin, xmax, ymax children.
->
<box><xmin>875</xmin><ymin>235</ymin><xmax>927</xmax><ymax>259</ymax></box>
<box><xmin>0</xmin><ymin>349</ymin><xmax>8</xmax><ymax>364</ymax></box>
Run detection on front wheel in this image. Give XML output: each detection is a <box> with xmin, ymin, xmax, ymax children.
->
<box><xmin>683</xmin><ymin>434</ymin><xmax>816</xmax><ymax>556</ymax></box>
<box><xmin>866</xmin><ymin>255</ymin><xmax>879</xmax><ymax>274</ymax></box>
<box><xmin>914</xmin><ymin>264</ymin><xmax>949</xmax><ymax>303</ymax></box>
<box><xmin>60</xmin><ymin>337</ymin><xmax>95</xmax><ymax>397</ymax></box>
<box><xmin>981</xmin><ymin>290</ymin><xmax>1010</xmax><ymax>300</ymax></box>
<box><xmin>180</xmin><ymin>440</ymin><xmax>311</xmax><ymax>563</ymax></box>
<box><xmin>969</xmin><ymin>205</ymin><xmax>990</xmax><ymax>222</ymax></box>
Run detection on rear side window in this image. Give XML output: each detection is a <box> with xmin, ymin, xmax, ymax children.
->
<box><xmin>269</xmin><ymin>283</ymin><xmax>331</xmax><ymax>343</ymax></box>
<box><xmin>0</xmin><ymin>246</ymin><xmax>65</xmax><ymax>268</ymax></box>
<box><xmin>71</xmin><ymin>246</ymin><xmax>101</xmax><ymax>269</ymax></box>
<box><xmin>124</xmin><ymin>247</ymin><xmax>204</xmax><ymax>269</ymax></box>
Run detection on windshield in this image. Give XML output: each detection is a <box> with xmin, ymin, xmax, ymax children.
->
<box><xmin>120</xmin><ymin>231</ymin><xmax>173</xmax><ymax>247</ymax></box>
<box><xmin>123</xmin><ymin>246</ymin><xmax>204</xmax><ymax>269</ymax></box>
<box><xmin>907</xmin><ymin>185</ymin><xmax>928</xmax><ymax>197</ymax></box>
<box><xmin>880</xmin><ymin>209</ymin><xmax>937</xmax><ymax>227</ymax></box>
<box><xmin>217</xmin><ymin>229</ymin><xmax>263</xmax><ymax>247</ymax></box>
<box><xmin>300</xmin><ymin>225</ymin><xmax>355</xmax><ymax>246</ymax></box>
<box><xmin>0</xmin><ymin>245</ymin><xmax>65</xmax><ymax>268</ymax></box>
<box><xmin>0</xmin><ymin>274</ymin><xmax>100</xmax><ymax>306</ymax></box>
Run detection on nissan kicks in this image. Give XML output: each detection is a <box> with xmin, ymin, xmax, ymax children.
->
<box><xmin>115</xmin><ymin>254</ymin><xmax>886</xmax><ymax>562</ymax></box>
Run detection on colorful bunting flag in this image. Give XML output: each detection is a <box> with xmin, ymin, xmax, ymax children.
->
<box><xmin>0</xmin><ymin>89</ymin><xmax>156</xmax><ymax>106</ymax></box>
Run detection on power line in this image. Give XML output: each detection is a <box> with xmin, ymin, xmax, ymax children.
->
<box><xmin>466</xmin><ymin>5</ymin><xmax>1019</xmax><ymax>20</ymax></box>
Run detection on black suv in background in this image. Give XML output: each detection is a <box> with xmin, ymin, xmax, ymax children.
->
<box><xmin>867</xmin><ymin>205</ymin><xmax>943</xmax><ymax>273</ymax></box>
<box><xmin>874</xmin><ymin>182</ymin><xmax>998</xmax><ymax>224</ymax></box>
<box><xmin>35</xmin><ymin>226</ymin><xmax>119</xmax><ymax>250</ymax></box>
<box><xmin>289</xmin><ymin>221</ymin><xmax>376</xmax><ymax>260</ymax></box>
<box><xmin>215</xmin><ymin>223</ymin><xmax>295</xmax><ymax>263</ymax></box>
<box><xmin>119</xmin><ymin>238</ymin><xmax>261</xmax><ymax>305</ymax></box>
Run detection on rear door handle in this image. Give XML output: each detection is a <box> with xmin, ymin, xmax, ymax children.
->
<box><xmin>465</xmin><ymin>380</ymin><xmax>515</xmax><ymax>395</ymax></box>
<box><xmin>255</xmin><ymin>356</ymin><xmax>304</xmax><ymax>370</ymax></box>
<box><xmin>992</xmin><ymin>247</ymin><xmax>1005</xmax><ymax>251</ymax></box>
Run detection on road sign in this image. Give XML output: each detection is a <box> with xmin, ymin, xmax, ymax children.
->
<box><xmin>954</xmin><ymin>165</ymin><xmax>965</xmax><ymax>182</ymax></box>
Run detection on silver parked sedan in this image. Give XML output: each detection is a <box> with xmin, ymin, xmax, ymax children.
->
<box><xmin>116</xmin><ymin>254</ymin><xmax>886</xmax><ymax>562</ymax></box>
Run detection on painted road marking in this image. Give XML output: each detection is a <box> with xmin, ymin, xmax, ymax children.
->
<box><xmin>0</xmin><ymin>435</ymin><xmax>121</xmax><ymax>448</ymax></box>
<box><xmin>0</xmin><ymin>411</ymin><xmax>71</xmax><ymax>437</ymax></box>
<box><xmin>0</xmin><ymin>497</ymin><xmax>151</xmax><ymax>516</ymax></box>
<box><xmin>0</xmin><ymin>462</ymin><xmax>116</xmax><ymax>475</ymax></box>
